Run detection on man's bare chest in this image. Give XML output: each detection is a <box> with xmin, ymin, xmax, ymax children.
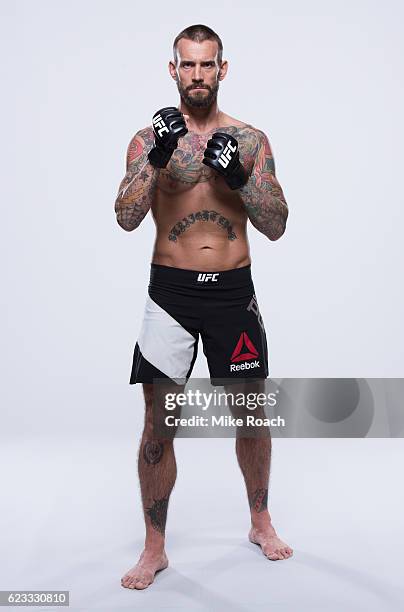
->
<box><xmin>155</xmin><ymin>126</ymin><xmax>258</xmax><ymax>194</ymax></box>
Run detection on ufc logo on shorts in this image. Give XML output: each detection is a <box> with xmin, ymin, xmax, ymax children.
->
<box><xmin>152</xmin><ymin>114</ymin><xmax>169</xmax><ymax>138</ymax></box>
<box><xmin>218</xmin><ymin>141</ymin><xmax>237</xmax><ymax>169</ymax></box>
<box><xmin>197</xmin><ymin>273</ymin><xmax>219</xmax><ymax>282</ymax></box>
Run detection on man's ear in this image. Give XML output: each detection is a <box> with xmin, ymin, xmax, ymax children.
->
<box><xmin>218</xmin><ymin>60</ymin><xmax>228</xmax><ymax>81</ymax></box>
<box><xmin>168</xmin><ymin>60</ymin><xmax>178</xmax><ymax>81</ymax></box>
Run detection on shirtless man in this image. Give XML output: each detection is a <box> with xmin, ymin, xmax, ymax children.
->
<box><xmin>115</xmin><ymin>24</ymin><xmax>292</xmax><ymax>590</ymax></box>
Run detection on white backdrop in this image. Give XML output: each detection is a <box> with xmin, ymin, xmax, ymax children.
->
<box><xmin>1</xmin><ymin>0</ymin><xmax>403</xmax><ymax>435</ymax></box>
<box><xmin>2</xmin><ymin>3</ymin><xmax>404</xmax><ymax>611</ymax></box>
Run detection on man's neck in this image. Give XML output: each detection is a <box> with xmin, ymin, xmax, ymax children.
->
<box><xmin>178</xmin><ymin>101</ymin><xmax>224</xmax><ymax>134</ymax></box>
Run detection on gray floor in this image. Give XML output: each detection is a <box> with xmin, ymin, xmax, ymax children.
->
<box><xmin>1</xmin><ymin>435</ymin><xmax>403</xmax><ymax>611</ymax></box>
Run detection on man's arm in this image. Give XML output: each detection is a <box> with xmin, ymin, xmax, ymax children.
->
<box><xmin>239</xmin><ymin>130</ymin><xmax>288</xmax><ymax>241</ymax></box>
<box><xmin>114</xmin><ymin>127</ymin><xmax>159</xmax><ymax>231</ymax></box>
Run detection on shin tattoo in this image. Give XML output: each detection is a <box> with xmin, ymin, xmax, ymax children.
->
<box><xmin>139</xmin><ymin>436</ymin><xmax>176</xmax><ymax>536</ymax></box>
<box><xmin>145</xmin><ymin>497</ymin><xmax>169</xmax><ymax>534</ymax></box>
<box><xmin>236</xmin><ymin>436</ymin><xmax>271</xmax><ymax>515</ymax></box>
<box><xmin>249</xmin><ymin>487</ymin><xmax>269</xmax><ymax>513</ymax></box>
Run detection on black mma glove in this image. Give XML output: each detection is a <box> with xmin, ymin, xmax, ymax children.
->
<box><xmin>148</xmin><ymin>107</ymin><xmax>188</xmax><ymax>168</ymax></box>
<box><xmin>202</xmin><ymin>132</ymin><xmax>248</xmax><ymax>190</ymax></box>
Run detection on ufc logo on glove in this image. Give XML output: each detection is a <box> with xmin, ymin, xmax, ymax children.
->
<box><xmin>218</xmin><ymin>141</ymin><xmax>237</xmax><ymax>168</ymax></box>
<box><xmin>152</xmin><ymin>114</ymin><xmax>169</xmax><ymax>138</ymax></box>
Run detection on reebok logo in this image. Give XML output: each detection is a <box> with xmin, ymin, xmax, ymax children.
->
<box><xmin>230</xmin><ymin>360</ymin><xmax>260</xmax><ymax>372</ymax></box>
<box><xmin>152</xmin><ymin>113</ymin><xmax>169</xmax><ymax>138</ymax></box>
<box><xmin>197</xmin><ymin>273</ymin><xmax>219</xmax><ymax>282</ymax></box>
<box><xmin>231</xmin><ymin>332</ymin><xmax>259</xmax><ymax>363</ymax></box>
<box><xmin>218</xmin><ymin>140</ymin><xmax>237</xmax><ymax>169</ymax></box>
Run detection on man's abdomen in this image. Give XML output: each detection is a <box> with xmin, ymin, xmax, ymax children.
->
<box><xmin>150</xmin><ymin>184</ymin><xmax>250</xmax><ymax>271</ymax></box>
<box><xmin>152</xmin><ymin>232</ymin><xmax>251</xmax><ymax>272</ymax></box>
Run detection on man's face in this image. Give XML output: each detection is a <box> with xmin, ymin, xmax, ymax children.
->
<box><xmin>172</xmin><ymin>39</ymin><xmax>223</xmax><ymax>108</ymax></box>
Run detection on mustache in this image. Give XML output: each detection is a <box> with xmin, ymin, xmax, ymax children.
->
<box><xmin>188</xmin><ymin>85</ymin><xmax>210</xmax><ymax>91</ymax></box>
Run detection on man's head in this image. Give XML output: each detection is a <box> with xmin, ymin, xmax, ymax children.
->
<box><xmin>169</xmin><ymin>24</ymin><xmax>228</xmax><ymax>109</ymax></box>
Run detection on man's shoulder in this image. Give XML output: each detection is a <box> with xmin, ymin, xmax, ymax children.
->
<box><xmin>132</xmin><ymin>125</ymin><xmax>154</xmax><ymax>142</ymax></box>
<box><xmin>238</xmin><ymin>123</ymin><xmax>268</xmax><ymax>141</ymax></box>
<box><xmin>125</xmin><ymin>126</ymin><xmax>154</xmax><ymax>166</ymax></box>
<box><xmin>222</xmin><ymin>119</ymin><xmax>268</xmax><ymax>153</ymax></box>
<box><xmin>222</xmin><ymin>115</ymin><xmax>251</xmax><ymax>131</ymax></box>
<box><xmin>223</xmin><ymin>117</ymin><xmax>268</xmax><ymax>146</ymax></box>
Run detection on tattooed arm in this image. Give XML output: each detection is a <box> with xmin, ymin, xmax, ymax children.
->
<box><xmin>114</xmin><ymin>127</ymin><xmax>159</xmax><ymax>231</ymax></box>
<box><xmin>239</xmin><ymin>130</ymin><xmax>288</xmax><ymax>241</ymax></box>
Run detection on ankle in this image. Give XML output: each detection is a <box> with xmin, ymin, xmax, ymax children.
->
<box><xmin>144</xmin><ymin>541</ymin><xmax>166</xmax><ymax>555</ymax></box>
<box><xmin>251</xmin><ymin>510</ymin><xmax>272</xmax><ymax>529</ymax></box>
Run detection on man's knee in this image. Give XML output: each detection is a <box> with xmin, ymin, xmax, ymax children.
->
<box><xmin>140</xmin><ymin>390</ymin><xmax>173</xmax><ymax>465</ymax></box>
<box><xmin>142</xmin><ymin>382</ymin><xmax>182</xmax><ymax>440</ymax></box>
<box><xmin>223</xmin><ymin>380</ymin><xmax>271</xmax><ymax>438</ymax></box>
<box><xmin>142</xmin><ymin>383</ymin><xmax>155</xmax><ymax>429</ymax></box>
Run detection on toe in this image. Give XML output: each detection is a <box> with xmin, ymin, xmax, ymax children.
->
<box><xmin>128</xmin><ymin>576</ymin><xmax>139</xmax><ymax>588</ymax></box>
<box><xmin>267</xmin><ymin>551</ymin><xmax>280</xmax><ymax>560</ymax></box>
<box><xmin>134</xmin><ymin>579</ymin><xmax>149</xmax><ymax>590</ymax></box>
<box><xmin>136</xmin><ymin>573</ymin><xmax>152</xmax><ymax>589</ymax></box>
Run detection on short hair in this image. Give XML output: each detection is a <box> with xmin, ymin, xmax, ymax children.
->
<box><xmin>173</xmin><ymin>24</ymin><xmax>223</xmax><ymax>65</ymax></box>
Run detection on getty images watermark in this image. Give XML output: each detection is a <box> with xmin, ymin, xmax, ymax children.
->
<box><xmin>151</xmin><ymin>378</ymin><xmax>285</xmax><ymax>438</ymax></box>
<box><xmin>163</xmin><ymin>387</ymin><xmax>284</xmax><ymax>429</ymax></box>
<box><xmin>151</xmin><ymin>378</ymin><xmax>404</xmax><ymax>438</ymax></box>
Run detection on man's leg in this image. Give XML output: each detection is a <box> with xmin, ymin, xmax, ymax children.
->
<box><xmin>227</xmin><ymin>380</ymin><xmax>293</xmax><ymax>561</ymax></box>
<box><xmin>121</xmin><ymin>382</ymin><xmax>177</xmax><ymax>589</ymax></box>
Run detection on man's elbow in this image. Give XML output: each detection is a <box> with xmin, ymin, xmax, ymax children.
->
<box><xmin>116</xmin><ymin>215</ymin><xmax>135</xmax><ymax>232</ymax></box>
<box><xmin>267</xmin><ymin>207</ymin><xmax>288</xmax><ymax>241</ymax></box>
<box><xmin>116</xmin><ymin>216</ymin><xmax>137</xmax><ymax>232</ymax></box>
<box><xmin>117</xmin><ymin>222</ymin><xmax>136</xmax><ymax>232</ymax></box>
<box><xmin>114</xmin><ymin>201</ymin><xmax>137</xmax><ymax>232</ymax></box>
<box><xmin>267</xmin><ymin>223</ymin><xmax>287</xmax><ymax>241</ymax></box>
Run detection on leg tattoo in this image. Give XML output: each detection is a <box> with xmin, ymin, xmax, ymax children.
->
<box><xmin>143</xmin><ymin>440</ymin><xmax>164</xmax><ymax>465</ymax></box>
<box><xmin>139</xmin><ymin>384</ymin><xmax>180</xmax><ymax>542</ymax></box>
<box><xmin>249</xmin><ymin>487</ymin><xmax>268</xmax><ymax>513</ymax></box>
<box><xmin>146</xmin><ymin>497</ymin><xmax>169</xmax><ymax>534</ymax></box>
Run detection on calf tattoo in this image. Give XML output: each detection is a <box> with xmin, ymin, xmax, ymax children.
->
<box><xmin>143</xmin><ymin>440</ymin><xmax>164</xmax><ymax>465</ymax></box>
<box><xmin>168</xmin><ymin>209</ymin><xmax>237</xmax><ymax>242</ymax></box>
<box><xmin>146</xmin><ymin>496</ymin><xmax>169</xmax><ymax>533</ymax></box>
<box><xmin>249</xmin><ymin>487</ymin><xmax>268</xmax><ymax>513</ymax></box>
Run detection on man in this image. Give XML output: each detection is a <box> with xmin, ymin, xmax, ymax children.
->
<box><xmin>115</xmin><ymin>24</ymin><xmax>292</xmax><ymax>590</ymax></box>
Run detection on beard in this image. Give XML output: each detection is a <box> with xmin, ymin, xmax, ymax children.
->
<box><xmin>176</xmin><ymin>80</ymin><xmax>220</xmax><ymax>108</ymax></box>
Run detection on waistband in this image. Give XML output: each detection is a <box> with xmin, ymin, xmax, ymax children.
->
<box><xmin>149</xmin><ymin>263</ymin><xmax>253</xmax><ymax>290</ymax></box>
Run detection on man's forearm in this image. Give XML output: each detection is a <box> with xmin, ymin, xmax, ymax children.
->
<box><xmin>115</xmin><ymin>160</ymin><xmax>159</xmax><ymax>232</ymax></box>
<box><xmin>239</xmin><ymin>182</ymin><xmax>288</xmax><ymax>241</ymax></box>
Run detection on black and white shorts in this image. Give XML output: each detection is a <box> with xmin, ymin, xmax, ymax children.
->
<box><xmin>130</xmin><ymin>263</ymin><xmax>269</xmax><ymax>386</ymax></box>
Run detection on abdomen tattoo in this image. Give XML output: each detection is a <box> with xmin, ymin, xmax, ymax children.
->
<box><xmin>168</xmin><ymin>209</ymin><xmax>237</xmax><ymax>242</ymax></box>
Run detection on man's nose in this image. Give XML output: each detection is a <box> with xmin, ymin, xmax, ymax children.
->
<box><xmin>192</xmin><ymin>64</ymin><xmax>202</xmax><ymax>81</ymax></box>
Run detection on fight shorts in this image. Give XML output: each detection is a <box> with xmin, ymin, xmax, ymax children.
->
<box><xmin>129</xmin><ymin>263</ymin><xmax>269</xmax><ymax>386</ymax></box>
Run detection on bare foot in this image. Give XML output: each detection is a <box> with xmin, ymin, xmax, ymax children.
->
<box><xmin>121</xmin><ymin>549</ymin><xmax>168</xmax><ymax>590</ymax></box>
<box><xmin>249</xmin><ymin>524</ymin><xmax>293</xmax><ymax>561</ymax></box>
